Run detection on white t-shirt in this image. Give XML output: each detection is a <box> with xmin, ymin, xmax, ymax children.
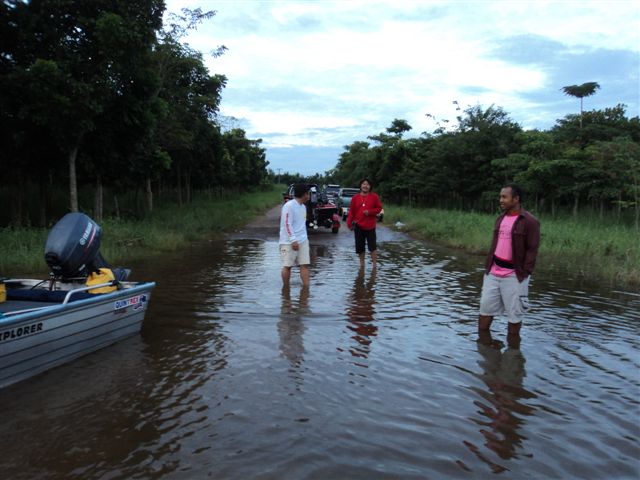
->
<box><xmin>279</xmin><ymin>199</ymin><xmax>308</xmax><ymax>244</ymax></box>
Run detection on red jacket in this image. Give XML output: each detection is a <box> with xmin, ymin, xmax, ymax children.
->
<box><xmin>347</xmin><ymin>192</ymin><xmax>383</xmax><ymax>231</ymax></box>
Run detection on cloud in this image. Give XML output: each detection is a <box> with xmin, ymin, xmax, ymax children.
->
<box><xmin>165</xmin><ymin>0</ymin><xmax>640</xmax><ymax>175</ymax></box>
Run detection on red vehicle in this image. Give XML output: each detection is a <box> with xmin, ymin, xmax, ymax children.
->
<box><xmin>283</xmin><ymin>184</ymin><xmax>341</xmax><ymax>234</ymax></box>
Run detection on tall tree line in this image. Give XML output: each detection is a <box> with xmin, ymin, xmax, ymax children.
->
<box><xmin>332</xmin><ymin>102</ymin><xmax>640</xmax><ymax>228</ymax></box>
<box><xmin>0</xmin><ymin>1</ymin><xmax>268</xmax><ymax>227</ymax></box>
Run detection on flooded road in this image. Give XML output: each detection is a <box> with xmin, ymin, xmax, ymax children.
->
<box><xmin>1</xmin><ymin>206</ymin><xmax>639</xmax><ymax>479</ymax></box>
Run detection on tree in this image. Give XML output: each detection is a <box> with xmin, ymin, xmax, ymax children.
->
<box><xmin>386</xmin><ymin>118</ymin><xmax>412</xmax><ymax>137</ymax></box>
<box><xmin>365</xmin><ymin>119</ymin><xmax>414</xmax><ymax>199</ymax></box>
<box><xmin>1</xmin><ymin>0</ymin><xmax>164</xmax><ymax>215</ymax></box>
<box><xmin>561</xmin><ymin>82</ymin><xmax>601</xmax><ymax>129</ymax></box>
<box><xmin>221</xmin><ymin>128</ymin><xmax>268</xmax><ymax>187</ymax></box>
<box><xmin>334</xmin><ymin>141</ymin><xmax>374</xmax><ymax>188</ymax></box>
<box><xmin>0</xmin><ymin>1</ymin><xmax>269</xmax><ymax>227</ymax></box>
<box><xmin>585</xmin><ymin>137</ymin><xmax>640</xmax><ymax>228</ymax></box>
<box><xmin>453</xmin><ymin>105</ymin><xmax>522</xmax><ymax>207</ymax></box>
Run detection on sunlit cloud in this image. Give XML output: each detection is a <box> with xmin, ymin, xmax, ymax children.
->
<box><xmin>166</xmin><ymin>0</ymin><xmax>640</xmax><ymax>174</ymax></box>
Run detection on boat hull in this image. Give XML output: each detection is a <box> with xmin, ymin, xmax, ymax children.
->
<box><xmin>0</xmin><ymin>282</ymin><xmax>155</xmax><ymax>388</ymax></box>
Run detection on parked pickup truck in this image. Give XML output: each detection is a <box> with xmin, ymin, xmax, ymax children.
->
<box><xmin>336</xmin><ymin>187</ymin><xmax>360</xmax><ymax>221</ymax></box>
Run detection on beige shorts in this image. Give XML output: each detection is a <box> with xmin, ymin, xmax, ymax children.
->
<box><xmin>280</xmin><ymin>240</ymin><xmax>310</xmax><ymax>267</ymax></box>
<box><xmin>479</xmin><ymin>274</ymin><xmax>530</xmax><ymax>324</ymax></box>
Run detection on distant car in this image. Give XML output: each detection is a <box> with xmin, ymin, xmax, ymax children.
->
<box><xmin>336</xmin><ymin>187</ymin><xmax>360</xmax><ymax>220</ymax></box>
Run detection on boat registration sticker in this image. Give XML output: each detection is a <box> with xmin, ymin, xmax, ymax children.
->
<box><xmin>114</xmin><ymin>294</ymin><xmax>148</xmax><ymax>311</ymax></box>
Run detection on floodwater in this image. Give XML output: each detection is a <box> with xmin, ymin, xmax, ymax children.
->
<box><xmin>0</xmin><ymin>207</ymin><xmax>639</xmax><ymax>479</ymax></box>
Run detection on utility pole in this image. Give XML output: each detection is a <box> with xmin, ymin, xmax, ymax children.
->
<box><xmin>276</xmin><ymin>168</ymin><xmax>282</xmax><ymax>184</ymax></box>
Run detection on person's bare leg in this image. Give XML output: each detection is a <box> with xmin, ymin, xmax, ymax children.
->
<box><xmin>281</xmin><ymin>266</ymin><xmax>291</xmax><ymax>286</ymax></box>
<box><xmin>359</xmin><ymin>253</ymin><xmax>365</xmax><ymax>268</ymax></box>
<box><xmin>371</xmin><ymin>250</ymin><xmax>377</xmax><ymax>267</ymax></box>
<box><xmin>477</xmin><ymin>329</ymin><xmax>493</xmax><ymax>345</ymax></box>
<box><xmin>478</xmin><ymin>315</ymin><xmax>493</xmax><ymax>331</ymax></box>
<box><xmin>299</xmin><ymin>265</ymin><xmax>310</xmax><ymax>287</ymax></box>
<box><xmin>507</xmin><ymin>322</ymin><xmax>522</xmax><ymax>336</ymax></box>
<box><xmin>507</xmin><ymin>331</ymin><xmax>521</xmax><ymax>349</ymax></box>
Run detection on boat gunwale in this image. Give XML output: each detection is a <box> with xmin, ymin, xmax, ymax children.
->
<box><xmin>0</xmin><ymin>281</ymin><xmax>156</xmax><ymax>328</ymax></box>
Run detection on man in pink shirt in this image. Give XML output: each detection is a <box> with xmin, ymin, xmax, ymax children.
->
<box><xmin>478</xmin><ymin>185</ymin><xmax>540</xmax><ymax>340</ymax></box>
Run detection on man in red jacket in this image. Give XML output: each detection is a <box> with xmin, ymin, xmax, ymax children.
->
<box><xmin>346</xmin><ymin>178</ymin><xmax>383</xmax><ymax>268</ymax></box>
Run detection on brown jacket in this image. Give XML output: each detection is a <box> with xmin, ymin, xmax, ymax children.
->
<box><xmin>484</xmin><ymin>209</ymin><xmax>540</xmax><ymax>282</ymax></box>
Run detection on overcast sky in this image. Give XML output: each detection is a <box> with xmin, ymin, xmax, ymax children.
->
<box><xmin>164</xmin><ymin>0</ymin><xmax>640</xmax><ymax>176</ymax></box>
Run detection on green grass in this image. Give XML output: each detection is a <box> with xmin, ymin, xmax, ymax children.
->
<box><xmin>0</xmin><ymin>186</ymin><xmax>283</xmax><ymax>276</ymax></box>
<box><xmin>0</xmin><ymin>228</ymin><xmax>49</xmax><ymax>275</ymax></box>
<box><xmin>385</xmin><ymin>205</ymin><xmax>640</xmax><ymax>288</ymax></box>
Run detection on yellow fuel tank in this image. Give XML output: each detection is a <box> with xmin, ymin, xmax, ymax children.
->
<box><xmin>86</xmin><ymin>268</ymin><xmax>117</xmax><ymax>294</ymax></box>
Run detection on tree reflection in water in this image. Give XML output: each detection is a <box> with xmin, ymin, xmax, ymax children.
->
<box><xmin>345</xmin><ymin>266</ymin><xmax>378</xmax><ymax>360</ymax></box>
<box><xmin>465</xmin><ymin>330</ymin><xmax>536</xmax><ymax>473</ymax></box>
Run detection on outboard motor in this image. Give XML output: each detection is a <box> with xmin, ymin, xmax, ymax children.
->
<box><xmin>44</xmin><ymin>213</ymin><xmax>129</xmax><ymax>281</ymax></box>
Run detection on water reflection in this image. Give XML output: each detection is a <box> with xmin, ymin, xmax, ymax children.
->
<box><xmin>278</xmin><ymin>286</ymin><xmax>309</xmax><ymax>368</ymax></box>
<box><xmin>2</xmin><ymin>229</ymin><xmax>639</xmax><ymax>479</ymax></box>
<box><xmin>468</xmin><ymin>330</ymin><xmax>536</xmax><ymax>473</ymax></box>
<box><xmin>345</xmin><ymin>267</ymin><xmax>378</xmax><ymax>359</ymax></box>
<box><xmin>0</xmin><ymin>338</ymin><xmax>172</xmax><ymax>479</ymax></box>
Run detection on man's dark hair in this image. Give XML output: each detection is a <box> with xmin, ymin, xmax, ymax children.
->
<box><xmin>359</xmin><ymin>178</ymin><xmax>373</xmax><ymax>190</ymax></box>
<box><xmin>504</xmin><ymin>184</ymin><xmax>523</xmax><ymax>203</ymax></box>
<box><xmin>293</xmin><ymin>183</ymin><xmax>310</xmax><ymax>198</ymax></box>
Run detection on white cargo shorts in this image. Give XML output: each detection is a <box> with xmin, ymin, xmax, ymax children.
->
<box><xmin>280</xmin><ymin>240</ymin><xmax>310</xmax><ymax>267</ymax></box>
<box><xmin>479</xmin><ymin>274</ymin><xmax>530</xmax><ymax>324</ymax></box>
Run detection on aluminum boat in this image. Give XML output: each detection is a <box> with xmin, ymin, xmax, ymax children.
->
<box><xmin>0</xmin><ymin>277</ymin><xmax>155</xmax><ymax>388</ymax></box>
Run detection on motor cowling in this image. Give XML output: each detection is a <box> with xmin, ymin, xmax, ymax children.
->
<box><xmin>44</xmin><ymin>213</ymin><xmax>103</xmax><ymax>278</ymax></box>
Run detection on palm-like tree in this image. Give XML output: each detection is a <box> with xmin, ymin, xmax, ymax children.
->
<box><xmin>561</xmin><ymin>82</ymin><xmax>601</xmax><ymax>128</ymax></box>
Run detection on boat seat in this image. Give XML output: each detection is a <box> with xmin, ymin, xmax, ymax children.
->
<box><xmin>7</xmin><ymin>289</ymin><xmax>97</xmax><ymax>303</ymax></box>
<box><xmin>0</xmin><ymin>299</ymin><xmax>59</xmax><ymax>314</ymax></box>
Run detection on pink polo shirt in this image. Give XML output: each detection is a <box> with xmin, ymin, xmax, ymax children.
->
<box><xmin>490</xmin><ymin>213</ymin><xmax>518</xmax><ymax>277</ymax></box>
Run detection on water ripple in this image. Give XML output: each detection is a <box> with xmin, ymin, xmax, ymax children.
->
<box><xmin>0</xmin><ymin>236</ymin><xmax>638</xmax><ymax>479</ymax></box>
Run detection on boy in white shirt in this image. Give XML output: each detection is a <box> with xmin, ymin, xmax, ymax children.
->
<box><xmin>279</xmin><ymin>184</ymin><xmax>311</xmax><ymax>287</ymax></box>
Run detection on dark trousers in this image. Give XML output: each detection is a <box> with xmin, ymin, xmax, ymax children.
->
<box><xmin>354</xmin><ymin>225</ymin><xmax>377</xmax><ymax>253</ymax></box>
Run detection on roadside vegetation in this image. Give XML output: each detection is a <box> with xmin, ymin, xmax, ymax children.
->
<box><xmin>0</xmin><ymin>187</ymin><xmax>282</xmax><ymax>276</ymax></box>
<box><xmin>325</xmin><ymin>86</ymin><xmax>639</xmax><ymax>288</ymax></box>
<box><xmin>385</xmin><ymin>205</ymin><xmax>640</xmax><ymax>288</ymax></box>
